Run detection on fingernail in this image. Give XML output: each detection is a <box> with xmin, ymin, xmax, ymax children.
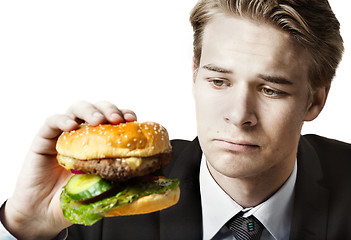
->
<box><xmin>124</xmin><ymin>113</ymin><xmax>136</xmax><ymax>121</ymax></box>
<box><xmin>111</xmin><ymin>113</ymin><xmax>123</xmax><ymax>120</ymax></box>
<box><xmin>66</xmin><ymin>119</ymin><xmax>77</xmax><ymax>127</ymax></box>
<box><xmin>64</xmin><ymin>119</ymin><xmax>78</xmax><ymax>131</ymax></box>
<box><xmin>93</xmin><ymin>112</ymin><xmax>104</xmax><ymax>118</ymax></box>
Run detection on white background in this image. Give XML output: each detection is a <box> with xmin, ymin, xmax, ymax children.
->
<box><xmin>0</xmin><ymin>1</ymin><xmax>350</xmax><ymax>204</ymax></box>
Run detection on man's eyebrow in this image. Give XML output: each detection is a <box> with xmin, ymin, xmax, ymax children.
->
<box><xmin>202</xmin><ymin>64</ymin><xmax>233</xmax><ymax>74</ymax></box>
<box><xmin>202</xmin><ymin>64</ymin><xmax>293</xmax><ymax>85</ymax></box>
<box><xmin>259</xmin><ymin>74</ymin><xmax>293</xmax><ymax>85</ymax></box>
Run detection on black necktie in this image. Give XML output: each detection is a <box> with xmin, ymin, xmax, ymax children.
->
<box><xmin>225</xmin><ymin>214</ymin><xmax>264</xmax><ymax>240</ymax></box>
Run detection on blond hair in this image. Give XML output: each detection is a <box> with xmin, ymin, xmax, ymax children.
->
<box><xmin>190</xmin><ymin>0</ymin><xmax>344</xmax><ymax>90</ymax></box>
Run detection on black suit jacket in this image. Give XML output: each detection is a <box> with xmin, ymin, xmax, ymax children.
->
<box><xmin>67</xmin><ymin>135</ymin><xmax>351</xmax><ymax>240</ymax></box>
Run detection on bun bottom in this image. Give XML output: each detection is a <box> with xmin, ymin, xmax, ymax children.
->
<box><xmin>105</xmin><ymin>187</ymin><xmax>180</xmax><ymax>217</ymax></box>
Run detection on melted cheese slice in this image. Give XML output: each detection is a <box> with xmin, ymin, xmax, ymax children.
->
<box><xmin>57</xmin><ymin>154</ymin><xmax>143</xmax><ymax>170</ymax></box>
<box><xmin>57</xmin><ymin>155</ymin><xmax>75</xmax><ymax>170</ymax></box>
<box><xmin>121</xmin><ymin>157</ymin><xmax>142</xmax><ymax>170</ymax></box>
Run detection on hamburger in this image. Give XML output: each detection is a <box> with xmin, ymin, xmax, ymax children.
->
<box><xmin>56</xmin><ymin>121</ymin><xmax>180</xmax><ymax>226</ymax></box>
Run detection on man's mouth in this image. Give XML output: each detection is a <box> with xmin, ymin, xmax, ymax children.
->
<box><xmin>213</xmin><ymin>139</ymin><xmax>260</xmax><ymax>152</ymax></box>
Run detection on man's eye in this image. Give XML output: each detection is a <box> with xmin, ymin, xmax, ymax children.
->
<box><xmin>213</xmin><ymin>80</ymin><xmax>224</xmax><ymax>87</ymax></box>
<box><xmin>208</xmin><ymin>79</ymin><xmax>229</xmax><ymax>88</ymax></box>
<box><xmin>261</xmin><ymin>87</ymin><xmax>285</xmax><ymax>97</ymax></box>
<box><xmin>263</xmin><ymin>88</ymin><xmax>276</xmax><ymax>95</ymax></box>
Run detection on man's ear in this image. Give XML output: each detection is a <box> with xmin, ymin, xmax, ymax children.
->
<box><xmin>304</xmin><ymin>84</ymin><xmax>330</xmax><ymax>121</ymax></box>
<box><xmin>192</xmin><ymin>57</ymin><xmax>198</xmax><ymax>83</ymax></box>
<box><xmin>192</xmin><ymin>57</ymin><xmax>197</xmax><ymax>72</ymax></box>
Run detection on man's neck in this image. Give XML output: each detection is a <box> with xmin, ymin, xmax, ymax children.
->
<box><xmin>207</xmin><ymin>158</ymin><xmax>295</xmax><ymax>208</ymax></box>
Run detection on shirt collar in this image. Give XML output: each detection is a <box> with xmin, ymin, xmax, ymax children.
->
<box><xmin>200</xmin><ymin>154</ymin><xmax>297</xmax><ymax>240</ymax></box>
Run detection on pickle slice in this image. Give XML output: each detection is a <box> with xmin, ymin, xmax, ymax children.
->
<box><xmin>65</xmin><ymin>174</ymin><xmax>112</xmax><ymax>201</ymax></box>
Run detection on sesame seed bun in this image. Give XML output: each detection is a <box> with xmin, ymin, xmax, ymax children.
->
<box><xmin>56</xmin><ymin>122</ymin><xmax>172</xmax><ymax>160</ymax></box>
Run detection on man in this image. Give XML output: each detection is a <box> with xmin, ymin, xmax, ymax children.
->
<box><xmin>1</xmin><ymin>0</ymin><xmax>350</xmax><ymax>239</ymax></box>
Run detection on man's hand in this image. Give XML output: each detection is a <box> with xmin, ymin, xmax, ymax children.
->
<box><xmin>1</xmin><ymin>101</ymin><xmax>137</xmax><ymax>240</ymax></box>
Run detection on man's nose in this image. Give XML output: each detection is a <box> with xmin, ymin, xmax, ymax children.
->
<box><xmin>224</xmin><ymin>86</ymin><xmax>258</xmax><ymax>128</ymax></box>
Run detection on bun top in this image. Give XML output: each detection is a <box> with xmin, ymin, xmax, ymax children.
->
<box><xmin>56</xmin><ymin>122</ymin><xmax>172</xmax><ymax>160</ymax></box>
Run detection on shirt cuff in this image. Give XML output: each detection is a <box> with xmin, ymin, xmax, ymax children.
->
<box><xmin>0</xmin><ymin>200</ymin><xmax>68</xmax><ymax>240</ymax></box>
<box><xmin>0</xmin><ymin>201</ymin><xmax>16</xmax><ymax>240</ymax></box>
<box><xmin>53</xmin><ymin>228</ymin><xmax>68</xmax><ymax>240</ymax></box>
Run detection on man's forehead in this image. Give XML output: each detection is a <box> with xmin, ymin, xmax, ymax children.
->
<box><xmin>203</xmin><ymin>14</ymin><xmax>293</xmax><ymax>51</ymax></box>
<box><xmin>200</xmin><ymin>14</ymin><xmax>311</xmax><ymax>80</ymax></box>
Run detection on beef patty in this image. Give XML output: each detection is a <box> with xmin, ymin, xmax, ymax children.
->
<box><xmin>57</xmin><ymin>153</ymin><xmax>172</xmax><ymax>181</ymax></box>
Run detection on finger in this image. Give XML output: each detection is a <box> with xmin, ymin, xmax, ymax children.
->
<box><xmin>66</xmin><ymin>100</ymin><xmax>106</xmax><ymax>126</ymax></box>
<box><xmin>39</xmin><ymin>114</ymin><xmax>78</xmax><ymax>140</ymax></box>
<box><xmin>31</xmin><ymin>114</ymin><xmax>78</xmax><ymax>155</ymax></box>
<box><xmin>120</xmin><ymin>109</ymin><xmax>138</xmax><ymax>122</ymax></box>
<box><xmin>94</xmin><ymin>101</ymin><xmax>125</xmax><ymax>124</ymax></box>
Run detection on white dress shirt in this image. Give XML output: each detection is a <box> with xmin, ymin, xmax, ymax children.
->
<box><xmin>200</xmin><ymin>154</ymin><xmax>297</xmax><ymax>240</ymax></box>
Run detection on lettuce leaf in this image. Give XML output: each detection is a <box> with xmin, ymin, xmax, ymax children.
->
<box><xmin>60</xmin><ymin>178</ymin><xmax>179</xmax><ymax>226</ymax></box>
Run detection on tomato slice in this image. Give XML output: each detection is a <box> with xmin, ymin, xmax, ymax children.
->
<box><xmin>71</xmin><ymin>169</ymin><xmax>86</xmax><ymax>174</ymax></box>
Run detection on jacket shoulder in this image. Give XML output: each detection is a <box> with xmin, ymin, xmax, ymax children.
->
<box><xmin>302</xmin><ymin>134</ymin><xmax>351</xmax><ymax>160</ymax></box>
<box><xmin>291</xmin><ymin>135</ymin><xmax>351</xmax><ymax>238</ymax></box>
<box><xmin>301</xmin><ymin>134</ymin><xmax>351</xmax><ymax>184</ymax></box>
<box><xmin>171</xmin><ymin>139</ymin><xmax>192</xmax><ymax>157</ymax></box>
<box><xmin>165</xmin><ymin>138</ymin><xmax>202</xmax><ymax>176</ymax></box>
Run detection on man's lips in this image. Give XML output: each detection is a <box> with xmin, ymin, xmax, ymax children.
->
<box><xmin>213</xmin><ymin>139</ymin><xmax>260</xmax><ymax>152</ymax></box>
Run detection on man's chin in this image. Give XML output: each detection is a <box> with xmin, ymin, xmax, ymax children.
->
<box><xmin>205</xmin><ymin>152</ymin><xmax>263</xmax><ymax>178</ymax></box>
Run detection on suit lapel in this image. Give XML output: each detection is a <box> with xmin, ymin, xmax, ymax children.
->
<box><xmin>160</xmin><ymin>138</ymin><xmax>203</xmax><ymax>240</ymax></box>
<box><xmin>289</xmin><ymin>136</ymin><xmax>329</xmax><ymax>240</ymax></box>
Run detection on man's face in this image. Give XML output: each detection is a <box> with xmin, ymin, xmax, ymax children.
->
<box><xmin>193</xmin><ymin>14</ymin><xmax>320</xmax><ymax>180</ymax></box>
